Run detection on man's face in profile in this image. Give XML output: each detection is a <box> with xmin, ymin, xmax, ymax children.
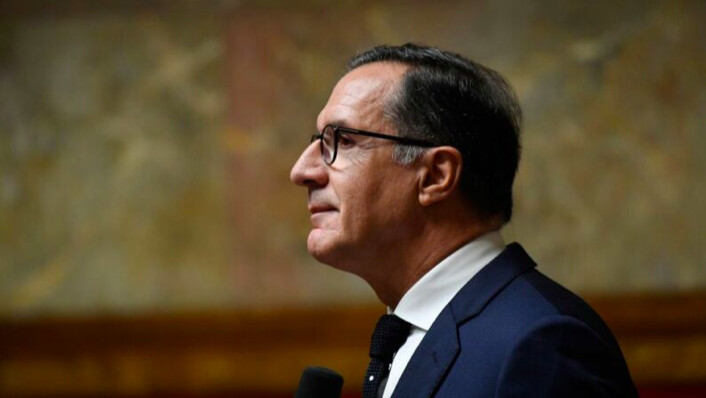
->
<box><xmin>290</xmin><ymin>62</ymin><xmax>418</xmax><ymax>278</ymax></box>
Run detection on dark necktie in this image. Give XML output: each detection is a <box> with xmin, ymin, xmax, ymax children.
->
<box><xmin>363</xmin><ymin>314</ymin><xmax>411</xmax><ymax>398</ymax></box>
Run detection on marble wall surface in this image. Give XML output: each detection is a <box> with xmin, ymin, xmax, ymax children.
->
<box><xmin>1</xmin><ymin>0</ymin><xmax>704</xmax><ymax>317</ymax></box>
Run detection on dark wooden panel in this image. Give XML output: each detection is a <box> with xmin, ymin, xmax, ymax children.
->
<box><xmin>587</xmin><ymin>292</ymin><xmax>706</xmax><ymax>336</ymax></box>
<box><xmin>1</xmin><ymin>292</ymin><xmax>705</xmax><ymax>396</ymax></box>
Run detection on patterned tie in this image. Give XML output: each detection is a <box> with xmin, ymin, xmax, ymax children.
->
<box><xmin>363</xmin><ymin>314</ymin><xmax>411</xmax><ymax>398</ymax></box>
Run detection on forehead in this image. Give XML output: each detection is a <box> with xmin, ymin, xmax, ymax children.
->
<box><xmin>317</xmin><ymin>62</ymin><xmax>407</xmax><ymax>131</ymax></box>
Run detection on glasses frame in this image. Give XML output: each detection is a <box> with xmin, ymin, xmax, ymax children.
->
<box><xmin>310</xmin><ymin>125</ymin><xmax>436</xmax><ymax>165</ymax></box>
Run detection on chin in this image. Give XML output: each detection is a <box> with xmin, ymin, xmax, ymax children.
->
<box><xmin>307</xmin><ymin>230</ymin><xmax>356</xmax><ymax>272</ymax></box>
<box><xmin>307</xmin><ymin>228</ymin><xmax>331</xmax><ymax>255</ymax></box>
<box><xmin>307</xmin><ymin>231</ymin><xmax>336</xmax><ymax>263</ymax></box>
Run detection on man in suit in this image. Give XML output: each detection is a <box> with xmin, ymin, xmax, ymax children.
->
<box><xmin>290</xmin><ymin>43</ymin><xmax>637</xmax><ymax>397</ymax></box>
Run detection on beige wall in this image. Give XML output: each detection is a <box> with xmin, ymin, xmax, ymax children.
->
<box><xmin>1</xmin><ymin>0</ymin><xmax>705</xmax><ymax>317</ymax></box>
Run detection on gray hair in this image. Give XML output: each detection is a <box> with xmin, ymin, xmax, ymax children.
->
<box><xmin>392</xmin><ymin>144</ymin><xmax>427</xmax><ymax>164</ymax></box>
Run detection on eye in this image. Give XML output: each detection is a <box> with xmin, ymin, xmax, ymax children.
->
<box><xmin>338</xmin><ymin>134</ymin><xmax>356</xmax><ymax>149</ymax></box>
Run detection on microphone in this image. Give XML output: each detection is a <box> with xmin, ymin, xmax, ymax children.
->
<box><xmin>294</xmin><ymin>366</ymin><xmax>344</xmax><ymax>398</ymax></box>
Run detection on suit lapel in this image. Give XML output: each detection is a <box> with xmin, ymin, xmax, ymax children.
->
<box><xmin>391</xmin><ymin>243</ymin><xmax>536</xmax><ymax>398</ymax></box>
<box><xmin>390</xmin><ymin>309</ymin><xmax>459</xmax><ymax>398</ymax></box>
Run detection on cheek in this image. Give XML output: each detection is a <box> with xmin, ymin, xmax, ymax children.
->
<box><xmin>341</xmin><ymin>178</ymin><xmax>401</xmax><ymax>233</ymax></box>
<box><xmin>333</xmin><ymin>154</ymin><xmax>415</xmax><ymax>234</ymax></box>
<box><xmin>337</xmin><ymin>191</ymin><xmax>365</xmax><ymax>233</ymax></box>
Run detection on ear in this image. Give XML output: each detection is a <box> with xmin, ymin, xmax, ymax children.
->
<box><xmin>417</xmin><ymin>146</ymin><xmax>463</xmax><ymax>207</ymax></box>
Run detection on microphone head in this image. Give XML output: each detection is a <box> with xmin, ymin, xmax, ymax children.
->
<box><xmin>294</xmin><ymin>366</ymin><xmax>344</xmax><ymax>398</ymax></box>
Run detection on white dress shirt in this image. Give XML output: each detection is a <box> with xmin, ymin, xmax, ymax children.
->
<box><xmin>382</xmin><ymin>231</ymin><xmax>506</xmax><ymax>398</ymax></box>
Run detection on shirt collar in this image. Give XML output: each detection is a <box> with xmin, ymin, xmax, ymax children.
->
<box><xmin>391</xmin><ymin>231</ymin><xmax>506</xmax><ymax>331</ymax></box>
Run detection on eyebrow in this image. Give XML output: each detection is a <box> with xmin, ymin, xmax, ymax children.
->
<box><xmin>321</xmin><ymin>120</ymin><xmax>349</xmax><ymax>130</ymax></box>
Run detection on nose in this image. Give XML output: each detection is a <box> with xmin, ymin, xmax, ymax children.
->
<box><xmin>290</xmin><ymin>141</ymin><xmax>328</xmax><ymax>188</ymax></box>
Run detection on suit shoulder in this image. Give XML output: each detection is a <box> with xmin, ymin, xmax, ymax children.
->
<box><xmin>494</xmin><ymin>314</ymin><xmax>638</xmax><ymax>397</ymax></box>
<box><xmin>512</xmin><ymin>269</ymin><xmax>618</xmax><ymax>343</ymax></box>
<box><xmin>455</xmin><ymin>268</ymin><xmax>626</xmax><ymax>372</ymax></box>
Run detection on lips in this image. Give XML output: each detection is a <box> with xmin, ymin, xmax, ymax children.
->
<box><xmin>308</xmin><ymin>204</ymin><xmax>337</xmax><ymax>229</ymax></box>
<box><xmin>308</xmin><ymin>204</ymin><xmax>337</xmax><ymax>214</ymax></box>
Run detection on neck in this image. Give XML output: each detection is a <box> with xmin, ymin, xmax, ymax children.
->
<box><xmin>367</xmin><ymin>216</ymin><xmax>500</xmax><ymax>309</ymax></box>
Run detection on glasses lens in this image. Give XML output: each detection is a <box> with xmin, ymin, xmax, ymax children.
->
<box><xmin>321</xmin><ymin>126</ymin><xmax>335</xmax><ymax>164</ymax></box>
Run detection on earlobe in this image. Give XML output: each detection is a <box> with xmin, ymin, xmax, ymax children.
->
<box><xmin>418</xmin><ymin>147</ymin><xmax>463</xmax><ymax>207</ymax></box>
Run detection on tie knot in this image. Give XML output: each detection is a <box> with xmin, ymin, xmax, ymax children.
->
<box><xmin>369</xmin><ymin>314</ymin><xmax>411</xmax><ymax>361</ymax></box>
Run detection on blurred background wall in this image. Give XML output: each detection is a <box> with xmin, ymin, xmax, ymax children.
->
<box><xmin>1</xmin><ymin>0</ymin><xmax>705</xmax><ymax>397</ymax></box>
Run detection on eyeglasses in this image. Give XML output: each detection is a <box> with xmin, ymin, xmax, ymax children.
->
<box><xmin>310</xmin><ymin>125</ymin><xmax>436</xmax><ymax>165</ymax></box>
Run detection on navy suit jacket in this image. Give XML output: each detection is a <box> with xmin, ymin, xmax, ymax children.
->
<box><xmin>390</xmin><ymin>243</ymin><xmax>638</xmax><ymax>398</ymax></box>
